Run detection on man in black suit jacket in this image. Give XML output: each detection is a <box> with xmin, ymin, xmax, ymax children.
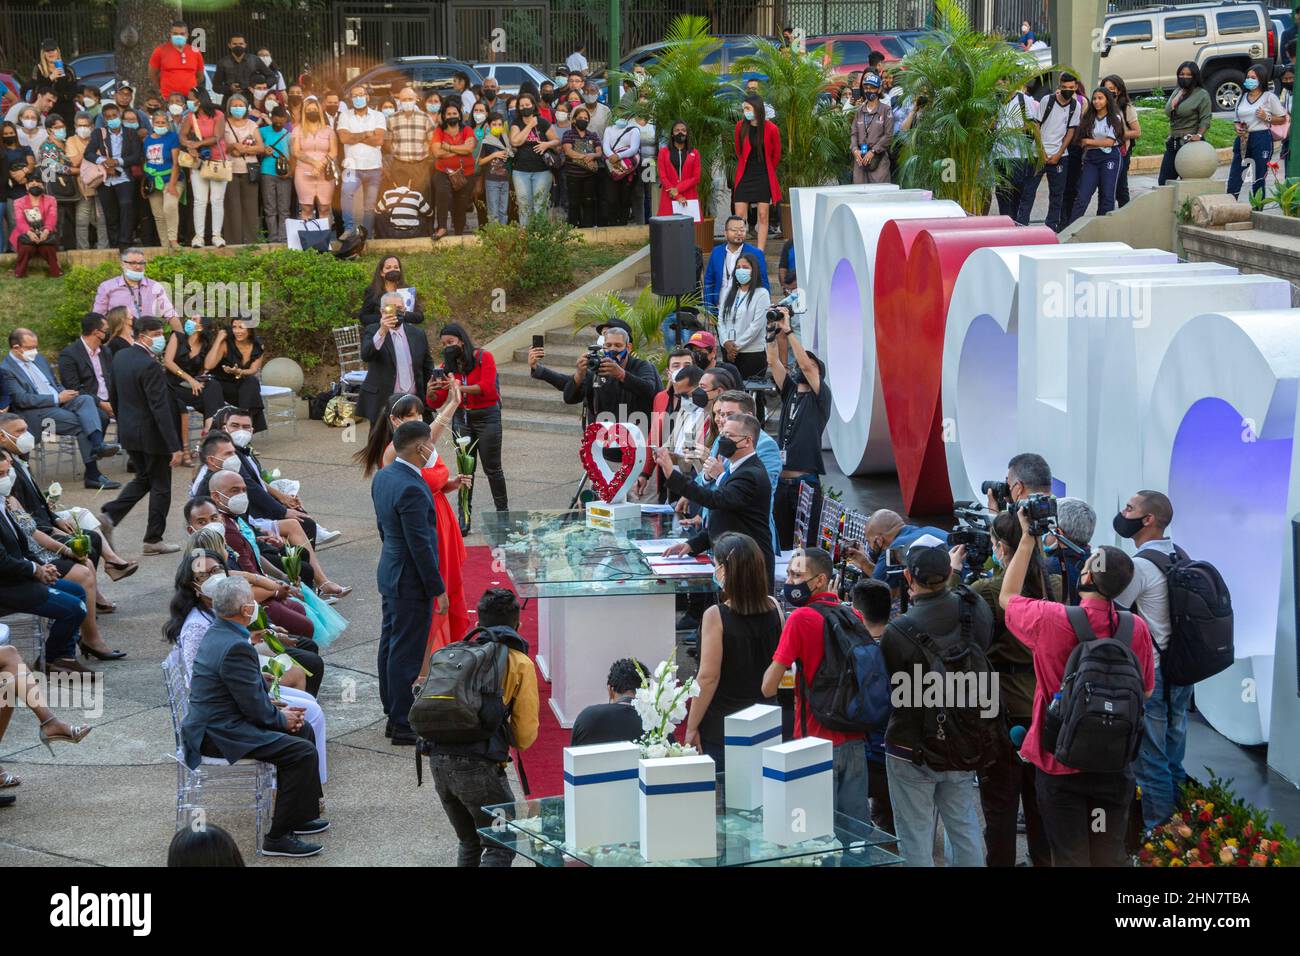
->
<box><xmin>0</xmin><ymin>452</ymin><xmax>92</xmax><ymax>675</ymax></box>
<box><xmin>658</xmin><ymin>412</ymin><xmax>775</xmax><ymax>584</ymax></box>
<box><xmin>101</xmin><ymin>317</ymin><xmax>183</xmax><ymax>554</ymax></box>
<box><xmin>370</xmin><ymin>420</ymin><xmax>445</xmax><ymax>744</ymax></box>
<box><xmin>180</xmin><ymin>574</ymin><xmax>326</xmax><ymax>857</ymax></box>
<box><xmin>84</xmin><ymin>103</ymin><xmax>143</xmax><ymax>250</ymax></box>
<box><xmin>57</xmin><ymin>312</ymin><xmax>115</xmax><ymax>434</ymax></box>
<box><xmin>357</xmin><ymin>292</ymin><xmax>435</xmax><ymax>425</ymax></box>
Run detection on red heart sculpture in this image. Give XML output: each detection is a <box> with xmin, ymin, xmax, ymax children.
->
<box><xmin>579</xmin><ymin>421</ymin><xmax>641</xmax><ymax>503</ymax></box>
<box><xmin>875</xmin><ymin>218</ymin><xmax>1057</xmax><ymax>515</ymax></box>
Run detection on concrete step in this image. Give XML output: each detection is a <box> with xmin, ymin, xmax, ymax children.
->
<box><xmin>512</xmin><ymin>342</ymin><xmax>591</xmax><ymax>365</ymax></box>
<box><xmin>501</xmin><ymin>408</ymin><xmax>584</xmax><ymax>435</ymax></box>
<box><xmin>500</xmin><ymin>384</ymin><xmax>582</xmax><ymax>415</ymax></box>
<box><xmin>544</xmin><ymin>327</ymin><xmax>599</xmax><ymax>346</ymax></box>
<box><xmin>498</xmin><ymin>364</ymin><xmax>555</xmax><ymax>389</ymax></box>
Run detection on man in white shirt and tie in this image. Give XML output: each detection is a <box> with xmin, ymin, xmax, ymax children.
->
<box><xmin>357</xmin><ymin>292</ymin><xmax>435</xmax><ymax>426</ymax></box>
<box><xmin>1</xmin><ymin>328</ymin><xmax>121</xmax><ymax>490</ymax></box>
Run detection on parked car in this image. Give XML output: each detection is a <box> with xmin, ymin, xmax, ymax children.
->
<box><xmin>351</xmin><ymin>56</ymin><xmax>484</xmax><ymax>103</ymax></box>
<box><xmin>616</xmin><ymin>35</ymin><xmax>776</xmax><ymax>82</ymax></box>
<box><xmin>806</xmin><ymin>33</ymin><xmax>908</xmax><ymax>78</ymax></box>
<box><xmin>1099</xmin><ymin>1</ymin><xmax>1273</xmax><ymax>109</ymax></box>
<box><xmin>1270</xmin><ymin>7</ymin><xmax>1294</xmax><ymax>62</ymax></box>
<box><xmin>473</xmin><ymin>61</ymin><xmax>550</xmax><ymax>95</ymax></box>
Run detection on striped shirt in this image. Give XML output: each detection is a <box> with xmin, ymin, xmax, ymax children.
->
<box><xmin>376</xmin><ymin>185</ymin><xmax>432</xmax><ymax>234</ymax></box>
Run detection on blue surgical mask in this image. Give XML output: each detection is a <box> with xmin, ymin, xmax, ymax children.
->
<box><xmin>230</xmin><ymin>106</ymin><xmax>246</xmax><ymax>119</ymax></box>
<box><xmin>124</xmin><ymin>120</ymin><xmax>139</xmax><ymax>130</ymax></box>
<box><xmin>149</xmin><ymin>335</ymin><xmax>166</xmax><ymax>355</ymax></box>
<box><xmin>106</xmin><ymin>117</ymin><xmax>122</xmax><ymax>130</ymax></box>
<box><xmin>712</xmin><ymin>570</ymin><xmax>724</xmax><ymax>591</ymax></box>
<box><xmin>992</xmin><ymin>549</ymin><xmax>1004</xmax><ymax>569</ymax></box>
<box><xmin>184</xmin><ymin>319</ymin><xmax>198</xmax><ymax>335</ymax></box>
<box><xmin>382</xmin><ymin>107</ymin><xmax>395</xmax><ymax>118</ymax></box>
<box><xmin>186</xmin><ymin>100</ymin><xmax>198</xmax><ymax>112</ymax></box>
<box><xmin>426</xmin><ymin>102</ymin><xmax>441</xmax><ymax>113</ymax></box>
<box><xmin>352</xmin><ymin>95</ymin><xmax>368</xmax><ymax>110</ymax></box>
<box><xmin>1244</xmin><ymin>78</ymin><xmax>1259</xmax><ymax>91</ymax></box>
<box><xmin>123</xmin><ymin>268</ymin><xmax>145</xmax><ymax>282</ymax></box>
<box><xmin>52</xmin><ymin>128</ymin><xmax>66</xmax><ymax>141</ymax></box>
<box><xmin>604</xmin><ymin>348</ymin><xmax>628</xmax><ymax>363</ymax></box>
<box><xmin>171</xmin><ymin>34</ymin><xmax>186</xmax><ymax>48</ymax></box>
<box><xmin>734</xmin><ymin>268</ymin><xmax>752</xmax><ymax>284</ymax></box>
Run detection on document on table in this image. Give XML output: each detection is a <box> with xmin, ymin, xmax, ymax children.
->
<box><xmin>634</xmin><ymin>538</ymin><xmax>685</xmax><ymax>555</ymax></box>
<box><xmin>640</xmin><ymin>503</ymin><xmax>676</xmax><ymax>514</ymax></box>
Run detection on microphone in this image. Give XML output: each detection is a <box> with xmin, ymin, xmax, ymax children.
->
<box><xmin>1009</xmin><ymin>724</ymin><xmax>1027</xmax><ymax>749</ymax></box>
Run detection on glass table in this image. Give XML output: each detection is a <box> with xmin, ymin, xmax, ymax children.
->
<box><xmin>479</xmin><ymin>510</ymin><xmax>716</xmax><ymax>727</ymax></box>
<box><xmin>476</xmin><ymin>783</ymin><xmax>903</xmax><ymax>868</ymax></box>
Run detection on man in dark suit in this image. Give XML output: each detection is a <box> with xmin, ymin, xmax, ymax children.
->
<box><xmin>371</xmin><ymin>420</ymin><xmax>445</xmax><ymax>745</ymax></box>
<box><xmin>84</xmin><ymin>102</ymin><xmax>143</xmax><ymax>249</ymax></box>
<box><xmin>658</xmin><ymin>412</ymin><xmax>775</xmax><ymax>584</ymax></box>
<box><xmin>101</xmin><ymin>317</ymin><xmax>184</xmax><ymax>555</ymax></box>
<box><xmin>57</xmin><ymin>312</ymin><xmax>115</xmax><ymax>436</ymax></box>
<box><xmin>1</xmin><ymin>328</ymin><xmax>121</xmax><ymax>491</ymax></box>
<box><xmin>357</xmin><ymin>292</ymin><xmax>435</xmax><ymax>426</ymax></box>
<box><xmin>180</xmin><ymin>574</ymin><xmax>327</xmax><ymax>857</ymax></box>
<box><xmin>0</xmin><ymin>452</ymin><xmax>92</xmax><ymax>676</ymax></box>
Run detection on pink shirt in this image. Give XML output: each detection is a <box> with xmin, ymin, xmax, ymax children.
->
<box><xmin>1004</xmin><ymin>595</ymin><xmax>1155</xmax><ymax>776</ymax></box>
<box><xmin>92</xmin><ymin>275</ymin><xmax>177</xmax><ymax>320</ymax></box>
<box><xmin>81</xmin><ymin>338</ymin><xmax>108</xmax><ymax>400</ymax></box>
<box><xmin>373</xmin><ymin>325</ymin><xmax>415</xmax><ymax>394</ymax></box>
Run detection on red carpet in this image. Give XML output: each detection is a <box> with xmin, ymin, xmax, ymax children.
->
<box><xmin>462</xmin><ymin>545</ymin><xmax>569</xmax><ymax>796</ymax></box>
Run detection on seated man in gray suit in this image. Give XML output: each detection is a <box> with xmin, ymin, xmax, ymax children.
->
<box><xmin>180</xmin><ymin>574</ymin><xmax>328</xmax><ymax>858</ymax></box>
<box><xmin>1</xmin><ymin>328</ymin><xmax>121</xmax><ymax>490</ymax></box>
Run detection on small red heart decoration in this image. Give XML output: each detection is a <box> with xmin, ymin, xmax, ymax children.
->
<box><xmin>579</xmin><ymin>421</ymin><xmax>644</xmax><ymax>502</ymax></box>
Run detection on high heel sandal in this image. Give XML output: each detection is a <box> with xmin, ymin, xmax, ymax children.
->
<box><xmin>38</xmin><ymin>717</ymin><xmax>91</xmax><ymax>755</ymax></box>
<box><xmin>0</xmin><ymin>769</ymin><xmax>19</xmax><ymax>788</ymax></box>
<box><xmin>318</xmin><ymin>582</ymin><xmax>352</xmax><ymax>598</ymax></box>
<box><xmin>104</xmin><ymin>560</ymin><xmax>138</xmax><ymax>582</ymax></box>
<box><xmin>79</xmin><ymin>642</ymin><xmax>126</xmax><ymax>661</ymax></box>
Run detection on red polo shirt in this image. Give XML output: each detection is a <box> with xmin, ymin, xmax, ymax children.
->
<box><xmin>149</xmin><ymin>43</ymin><xmax>206</xmax><ymax>99</ymax></box>
<box><xmin>773</xmin><ymin>592</ymin><xmax>865</xmax><ymax>746</ymax></box>
<box><xmin>1004</xmin><ymin>595</ymin><xmax>1155</xmax><ymax>776</ymax></box>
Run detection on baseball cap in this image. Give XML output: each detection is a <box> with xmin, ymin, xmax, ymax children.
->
<box><xmin>905</xmin><ymin>541</ymin><xmax>951</xmax><ymax>587</ymax></box>
<box><xmin>687</xmin><ymin>330</ymin><xmax>716</xmax><ymax>350</ymax></box>
<box><xmin>594</xmin><ymin>317</ymin><xmax>632</xmax><ymax>338</ymax></box>
<box><xmin>117</xmin><ymin>79</ymin><xmax>135</xmax><ymax>92</ymax></box>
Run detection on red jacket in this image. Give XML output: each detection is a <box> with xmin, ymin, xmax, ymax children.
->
<box><xmin>733</xmin><ymin>118</ymin><xmax>782</xmax><ymax>203</ymax></box>
<box><xmin>643</xmin><ymin>388</ymin><xmax>672</xmax><ymax>477</ymax></box>
<box><xmin>427</xmin><ymin>348</ymin><xmax>500</xmax><ymax>411</ymax></box>
<box><xmin>656</xmin><ymin>145</ymin><xmax>701</xmax><ymax>216</ymax></box>
<box><xmin>9</xmin><ymin>193</ymin><xmax>56</xmax><ymax>249</ymax></box>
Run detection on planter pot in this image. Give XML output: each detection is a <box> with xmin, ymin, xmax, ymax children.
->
<box><xmin>695</xmin><ymin>216</ymin><xmax>715</xmax><ymax>255</ymax></box>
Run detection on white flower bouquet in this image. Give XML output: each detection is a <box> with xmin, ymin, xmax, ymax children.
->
<box><xmin>632</xmin><ymin>654</ymin><xmax>701</xmax><ymax>759</ymax></box>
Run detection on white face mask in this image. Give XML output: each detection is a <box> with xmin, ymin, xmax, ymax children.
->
<box><xmin>199</xmin><ymin>571</ymin><xmax>227</xmax><ymax>598</ymax></box>
<box><xmin>0</xmin><ymin>472</ymin><xmax>14</xmax><ymax>497</ymax></box>
<box><xmin>217</xmin><ymin>454</ymin><xmax>240</xmax><ymax>473</ymax></box>
<box><xmin>5</xmin><ymin>430</ymin><xmax>36</xmax><ymax>455</ymax></box>
<box><xmin>222</xmin><ymin>491</ymin><xmax>249</xmax><ymax>515</ymax></box>
<box><xmin>204</xmin><ymin>520</ymin><xmax>226</xmax><ymax>536</ymax></box>
<box><xmin>260</xmin><ymin>55</ymin><xmax>272</xmax><ymax>67</ymax></box>
<box><xmin>230</xmin><ymin>429</ymin><xmax>253</xmax><ymax>448</ymax></box>
<box><xmin>21</xmin><ymin>118</ymin><xmax>37</xmax><ymax>130</ymax></box>
<box><xmin>19</xmin><ymin>349</ymin><xmax>38</xmax><ymax>363</ymax></box>
<box><xmin>399</xmin><ymin>100</ymin><xmax>417</xmax><ymax>112</ymax></box>
<box><xmin>243</xmin><ymin>600</ymin><xmax>261</xmax><ymax>626</ymax></box>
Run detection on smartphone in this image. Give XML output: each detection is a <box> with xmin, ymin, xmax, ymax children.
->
<box><xmin>54</xmin><ymin>59</ymin><xmax>64</xmax><ymax>72</ymax></box>
<box><xmin>532</xmin><ymin>334</ymin><xmax>545</xmax><ymax>350</ymax></box>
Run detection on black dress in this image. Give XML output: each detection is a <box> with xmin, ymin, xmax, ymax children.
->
<box><xmin>697</xmin><ymin>602</ymin><xmax>782</xmax><ymax>760</ymax></box>
<box><xmin>733</xmin><ymin>122</ymin><xmax>771</xmax><ymax>204</ymax></box>
<box><xmin>209</xmin><ymin>334</ymin><xmax>267</xmax><ymax>431</ymax></box>
<box><xmin>167</xmin><ymin>332</ymin><xmax>214</xmax><ymax>416</ymax></box>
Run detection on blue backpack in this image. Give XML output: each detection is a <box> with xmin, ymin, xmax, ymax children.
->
<box><xmin>800</xmin><ymin>602</ymin><xmax>893</xmax><ymax>734</ymax></box>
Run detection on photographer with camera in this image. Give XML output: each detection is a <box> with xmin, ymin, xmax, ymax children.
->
<box><xmin>880</xmin><ymin>543</ymin><xmax>994</xmax><ymax>866</ymax></box>
<box><xmin>848</xmin><ymin>509</ymin><xmax>949</xmax><ymax>584</ymax></box>
<box><xmin>530</xmin><ymin>318</ymin><xmax>661</xmax><ymax>433</ymax></box>
<box><xmin>985</xmin><ymin>452</ymin><xmax>1053</xmax><ymax>514</ymax></box>
<box><xmin>1000</xmin><ymin>512</ymin><xmax>1154</xmax><ymax>867</ymax></box>
<box><xmin>766</xmin><ymin>305</ymin><xmax>832</xmax><ymax>550</ymax></box>
<box><xmin>1043</xmin><ymin>496</ymin><xmax>1095</xmax><ymax>605</ymax></box>
<box><xmin>947</xmin><ymin>510</ymin><xmax>1058</xmax><ymax>867</ymax></box>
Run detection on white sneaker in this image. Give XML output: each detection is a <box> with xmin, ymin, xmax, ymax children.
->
<box><xmin>211</xmin><ymin>236</ymin><xmax>227</xmax><ymax>248</ymax></box>
<box><xmin>191</xmin><ymin>236</ymin><xmax>204</xmax><ymax>248</ymax></box>
<box><xmin>316</xmin><ymin>527</ymin><xmax>342</xmax><ymax>545</ymax></box>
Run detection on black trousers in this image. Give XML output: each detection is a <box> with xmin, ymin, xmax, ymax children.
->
<box><xmin>1157</xmin><ymin>142</ymin><xmax>1180</xmax><ymax>185</ymax></box>
<box><xmin>432</xmin><ymin>171</ymin><xmax>472</xmax><ymax>235</ymax></box>
<box><xmin>600</xmin><ymin>170</ymin><xmax>634</xmax><ymax>226</ymax></box>
<box><xmin>1061</xmin><ymin>147</ymin><xmax>1083</xmax><ymax>228</ymax></box>
<box><xmin>1116</xmin><ymin>150</ymin><xmax>1132</xmax><ymax>208</ymax></box>
<box><xmin>1035</xmin><ymin>766</ymin><xmax>1135</xmax><ymax>867</ymax></box>
<box><xmin>455</xmin><ymin>405</ymin><xmax>507</xmax><ymax>523</ymax></box>
<box><xmin>378</xmin><ymin>594</ymin><xmax>433</xmax><ymax>736</ymax></box>
<box><xmin>566</xmin><ymin>174</ymin><xmax>598</xmax><ymax>228</ymax></box>
<box><xmin>284</xmin><ymin>637</ymin><xmax>324</xmax><ymax>697</ymax></box>
<box><xmin>978</xmin><ymin>728</ymin><xmax>1050</xmax><ymax>866</ymax></box>
<box><xmin>203</xmin><ymin>724</ymin><xmax>321</xmax><ymax>839</ymax></box>
<box><xmin>429</xmin><ymin>753</ymin><xmax>515</xmax><ymax>867</ymax></box>
<box><xmin>102</xmin><ymin>448</ymin><xmax>172</xmax><ymax>543</ymax></box>
<box><xmin>98</xmin><ymin>180</ymin><xmax>136</xmax><ymax>249</ymax></box>
<box><xmin>867</xmin><ymin>756</ymin><xmax>895</xmax><ymax>835</ymax></box>
<box><xmin>774</xmin><ymin>474</ymin><xmax>822</xmax><ymax>551</ymax></box>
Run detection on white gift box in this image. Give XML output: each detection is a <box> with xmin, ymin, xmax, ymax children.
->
<box><xmin>563</xmin><ymin>742</ymin><xmax>641</xmax><ymax>849</ymax></box>
<box><xmin>762</xmin><ymin>737</ymin><xmax>834</xmax><ymax>846</ymax></box>
<box><xmin>638</xmin><ymin>755</ymin><xmax>717</xmax><ymax>862</ymax></box>
<box><xmin>723</xmin><ymin>703</ymin><xmax>782</xmax><ymax>810</ymax></box>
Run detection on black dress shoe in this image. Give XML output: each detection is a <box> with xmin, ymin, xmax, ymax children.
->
<box><xmin>0</xmin><ymin>793</ymin><xmax>15</xmax><ymax>807</ymax></box>
<box><xmin>391</xmin><ymin>732</ymin><xmax>418</xmax><ymax>746</ymax></box>
<box><xmin>92</xmin><ymin>442</ymin><xmax>121</xmax><ymax>460</ymax></box>
<box><xmin>293</xmin><ymin>818</ymin><xmax>330</xmax><ymax>835</ymax></box>
<box><xmin>384</xmin><ymin>720</ymin><xmax>394</xmax><ymax>739</ymax></box>
<box><xmin>262</xmin><ymin>834</ymin><xmax>323</xmax><ymax>857</ymax></box>
<box><xmin>84</xmin><ymin>475</ymin><xmax>122</xmax><ymax>490</ymax></box>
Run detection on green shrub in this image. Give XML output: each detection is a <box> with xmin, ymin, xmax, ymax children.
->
<box><xmin>479</xmin><ymin>213</ymin><xmax>583</xmax><ymax>293</ymax></box>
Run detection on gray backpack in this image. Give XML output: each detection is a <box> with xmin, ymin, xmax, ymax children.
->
<box><xmin>409</xmin><ymin>627</ymin><xmax>510</xmax><ymax>744</ymax></box>
<box><xmin>1042</xmin><ymin>606</ymin><xmax>1145</xmax><ymax>773</ymax></box>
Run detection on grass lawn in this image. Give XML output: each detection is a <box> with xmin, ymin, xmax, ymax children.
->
<box><xmin>1133</xmin><ymin>108</ymin><xmax>1238</xmax><ymax>156</ymax></box>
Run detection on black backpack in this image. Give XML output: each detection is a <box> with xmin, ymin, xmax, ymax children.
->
<box><xmin>409</xmin><ymin>626</ymin><xmax>511</xmax><ymax>745</ymax></box>
<box><xmin>1136</xmin><ymin>546</ymin><xmax>1234</xmax><ymax>687</ymax></box>
<box><xmin>885</xmin><ymin>587</ymin><xmax>1000</xmax><ymax>772</ymax></box>
<box><xmin>798</xmin><ymin>602</ymin><xmax>892</xmax><ymax>736</ymax></box>
<box><xmin>1042</xmin><ymin>606</ymin><xmax>1145</xmax><ymax>773</ymax></box>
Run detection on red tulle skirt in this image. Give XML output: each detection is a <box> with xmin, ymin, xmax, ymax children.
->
<box><xmin>422</xmin><ymin>458</ymin><xmax>469</xmax><ymax>656</ymax></box>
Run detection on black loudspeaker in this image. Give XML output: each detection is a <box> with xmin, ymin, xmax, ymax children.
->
<box><xmin>649</xmin><ymin>214</ymin><xmax>697</xmax><ymax>296</ymax></box>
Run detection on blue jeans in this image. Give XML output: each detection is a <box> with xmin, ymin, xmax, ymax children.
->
<box><xmin>886</xmin><ymin>755</ymin><xmax>985</xmax><ymax>867</ymax></box>
<box><xmin>340</xmin><ymin>167</ymin><xmax>381</xmax><ymax>234</ymax></box>
<box><xmin>1137</xmin><ymin>666</ymin><xmax>1194</xmax><ymax>829</ymax></box>
<box><xmin>1070</xmin><ymin>149</ymin><xmax>1120</xmax><ymax>223</ymax></box>
<box><xmin>35</xmin><ymin>578</ymin><xmax>88</xmax><ymax>660</ymax></box>
<box><xmin>1226</xmin><ymin>130</ymin><xmax>1274</xmax><ymax>199</ymax></box>
<box><xmin>485</xmin><ymin>178</ymin><xmax>509</xmax><ymax>225</ymax></box>
<box><xmin>660</xmin><ymin>314</ymin><xmax>692</xmax><ymax>353</ymax></box>
<box><xmin>833</xmin><ymin>740</ymin><xmax>871</xmax><ymax>825</ymax></box>
<box><xmin>1017</xmin><ymin>159</ymin><xmax>1070</xmax><ymax>231</ymax></box>
<box><xmin>511</xmin><ymin>170</ymin><xmax>552</xmax><ymax>221</ymax></box>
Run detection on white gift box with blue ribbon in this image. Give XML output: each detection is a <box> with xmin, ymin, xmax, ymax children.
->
<box><xmin>638</xmin><ymin>755</ymin><xmax>717</xmax><ymax>862</ymax></box>
<box><xmin>563</xmin><ymin>741</ymin><xmax>641</xmax><ymax>849</ymax></box>
<box><xmin>762</xmin><ymin>737</ymin><xmax>834</xmax><ymax>846</ymax></box>
<box><xmin>723</xmin><ymin>703</ymin><xmax>782</xmax><ymax>810</ymax></box>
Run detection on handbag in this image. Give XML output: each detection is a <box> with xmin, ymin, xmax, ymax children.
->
<box><xmin>1273</xmin><ymin>117</ymin><xmax>1292</xmax><ymax>143</ymax></box>
<box><xmin>542</xmin><ymin>145</ymin><xmax>565</xmax><ymax>170</ymax></box>
<box><xmin>177</xmin><ymin>148</ymin><xmax>197</xmax><ymax>169</ymax></box>
<box><xmin>446</xmin><ymin>166</ymin><xmax>468</xmax><ymax>191</ymax></box>
<box><xmin>605</xmin><ymin>128</ymin><xmax>638</xmax><ymax>180</ymax></box>
<box><xmin>321</xmin><ymin>155</ymin><xmax>339</xmax><ymax>185</ymax></box>
<box><xmin>200</xmin><ymin>159</ymin><xmax>232</xmax><ymax>181</ymax></box>
<box><xmin>46</xmin><ymin>170</ymin><xmax>78</xmax><ymax>201</ymax></box>
<box><xmin>78</xmin><ymin>158</ymin><xmax>106</xmax><ymax>189</ymax></box>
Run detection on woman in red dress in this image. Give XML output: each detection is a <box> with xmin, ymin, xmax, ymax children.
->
<box><xmin>353</xmin><ymin>386</ymin><xmax>472</xmax><ymax>662</ymax></box>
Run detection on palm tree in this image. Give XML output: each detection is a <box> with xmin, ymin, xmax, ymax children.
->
<box><xmin>893</xmin><ymin>0</ymin><xmax>1052</xmax><ymax>214</ymax></box>
<box><xmin>731</xmin><ymin>39</ymin><xmax>851</xmax><ymax>194</ymax></box>
<box><xmin>614</xmin><ymin>15</ymin><xmax>734</xmax><ymax>214</ymax></box>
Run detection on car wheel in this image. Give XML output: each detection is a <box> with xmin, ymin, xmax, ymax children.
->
<box><xmin>1205</xmin><ymin>68</ymin><xmax>1245</xmax><ymax>112</ymax></box>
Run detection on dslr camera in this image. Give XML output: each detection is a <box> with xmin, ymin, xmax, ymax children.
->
<box><xmin>981</xmin><ymin>479</ymin><xmax>1012</xmax><ymax>512</ymax></box>
<box><xmin>948</xmin><ymin>501</ymin><xmax>993</xmax><ymax>573</ymax></box>
<box><xmin>765</xmin><ymin>305</ymin><xmax>789</xmax><ymax>344</ymax></box>
<box><xmin>1016</xmin><ymin>493</ymin><xmax>1057</xmax><ymax>537</ymax></box>
<box><xmin>585</xmin><ymin>343</ymin><xmax>604</xmax><ymax>372</ymax></box>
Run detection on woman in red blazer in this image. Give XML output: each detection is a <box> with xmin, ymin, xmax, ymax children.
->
<box><xmin>732</xmin><ymin>94</ymin><xmax>781</xmax><ymax>254</ymax></box>
<box><xmin>656</xmin><ymin>119</ymin><xmax>701</xmax><ymax>217</ymax></box>
<box><xmin>10</xmin><ymin>183</ymin><xmax>61</xmax><ymax>278</ymax></box>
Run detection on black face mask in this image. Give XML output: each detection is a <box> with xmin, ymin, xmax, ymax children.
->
<box><xmin>27</xmin><ymin>186</ymin><xmax>43</xmax><ymax>197</ymax></box>
<box><xmin>575</xmin><ymin>119</ymin><xmax>590</xmax><ymax>131</ymax></box>
<box><xmin>1058</xmin><ymin>88</ymin><xmax>1073</xmax><ymax>101</ymax></box>
<box><xmin>484</xmin><ymin>91</ymin><xmax>498</xmax><ymax>101</ymax></box>
<box><xmin>1112</xmin><ymin>511</ymin><xmax>1145</xmax><ymax>539</ymax></box>
<box><xmin>2</xmin><ymin>135</ymin><xmax>16</xmax><ymax>145</ymax></box>
<box><xmin>1177</xmin><ymin>76</ymin><xmax>1193</xmax><ymax>89</ymax></box>
<box><xmin>690</xmin><ymin>387</ymin><xmax>709</xmax><ymax>409</ymax></box>
<box><xmin>324</xmin><ymin>105</ymin><xmax>338</xmax><ymax>116</ymax></box>
<box><xmin>288</xmin><ymin>94</ymin><xmax>303</xmax><ymax>105</ymax></box>
<box><xmin>520</xmin><ymin>107</ymin><xmax>534</xmax><ymax>117</ymax></box>
<box><xmin>673</xmin><ymin>133</ymin><xmax>687</xmax><ymax>144</ymax></box>
<box><xmin>383</xmin><ymin>270</ymin><xmax>401</xmax><ymax>283</ymax></box>
<box><xmin>691</xmin><ymin>351</ymin><xmax>709</xmax><ymax>369</ymax></box>
<box><xmin>789</xmin><ymin>366</ymin><xmax>805</xmax><ymax>386</ymax></box>
<box><xmin>444</xmin><ymin>116</ymin><xmax>460</xmax><ymax>127</ymax></box>
<box><xmin>231</xmin><ymin>46</ymin><xmax>246</xmax><ymax>56</ymax></box>
<box><xmin>443</xmin><ymin>344</ymin><xmax>463</xmax><ymax>367</ymax></box>
<box><xmin>716</xmin><ymin>436</ymin><xmax>738</xmax><ymax>457</ymax></box>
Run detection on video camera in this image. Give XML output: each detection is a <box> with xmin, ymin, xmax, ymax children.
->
<box><xmin>948</xmin><ymin>501</ymin><xmax>993</xmax><ymax>574</ymax></box>
<box><xmin>1016</xmin><ymin>493</ymin><xmax>1058</xmax><ymax>537</ymax></box>
<box><xmin>585</xmin><ymin>343</ymin><xmax>603</xmax><ymax>372</ymax></box>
